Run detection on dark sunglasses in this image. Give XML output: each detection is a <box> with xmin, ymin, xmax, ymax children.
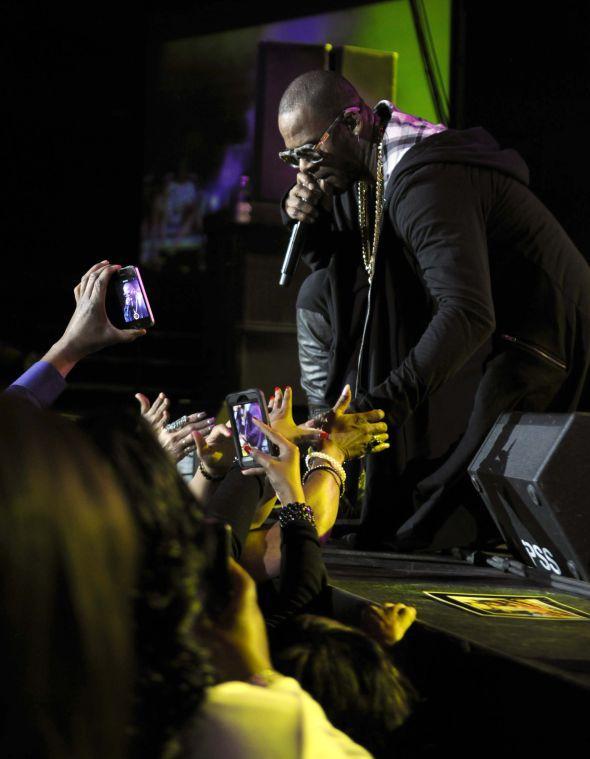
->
<box><xmin>278</xmin><ymin>106</ymin><xmax>361</xmax><ymax>167</ymax></box>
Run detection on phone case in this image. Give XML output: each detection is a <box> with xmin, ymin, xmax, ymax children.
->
<box><xmin>113</xmin><ymin>265</ymin><xmax>155</xmax><ymax>329</ymax></box>
<box><xmin>225</xmin><ymin>388</ymin><xmax>273</xmax><ymax>469</ymax></box>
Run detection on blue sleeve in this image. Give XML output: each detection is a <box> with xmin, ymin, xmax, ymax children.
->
<box><xmin>4</xmin><ymin>361</ymin><xmax>67</xmax><ymax>408</ymax></box>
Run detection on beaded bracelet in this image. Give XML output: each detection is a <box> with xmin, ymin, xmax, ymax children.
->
<box><xmin>278</xmin><ymin>501</ymin><xmax>316</xmax><ymax>528</ymax></box>
<box><xmin>302</xmin><ymin>465</ymin><xmax>344</xmax><ymax>498</ymax></box>
<box><xmin>198</xmin><ymin>459</ymin><xmax>225</xmax><ymax>481</ymax></box>
<box><xmin>305</xmin><ymin>449</ymin><xmax>347</xmax><ymax>486</ymax></box>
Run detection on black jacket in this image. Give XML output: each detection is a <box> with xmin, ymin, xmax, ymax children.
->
<box><xmin>295</xmin><ymin>127</ymin><xmax>590</xmax><ymax>473</ymax></box>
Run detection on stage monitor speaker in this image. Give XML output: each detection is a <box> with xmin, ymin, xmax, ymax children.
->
<box><xmin>253</xmin><ymin>41</ymin><xmax>397</xmax><ymax>203</ymax></box>
<box><xmin>468</xmin><ymin>412</ymin><xmax>590</xmax><ymax>581</ymax></box>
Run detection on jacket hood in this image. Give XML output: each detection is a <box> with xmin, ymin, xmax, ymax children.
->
<box><xmin>385</xmin><ymin>127</ymin><xmax>530</xmax><ymax>203</ymax></box>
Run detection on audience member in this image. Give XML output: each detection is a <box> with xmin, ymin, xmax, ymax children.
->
<box><xmin>6</xmin><ymin>260</ymin><xmax>145</xmax><ymax>408</ymax></box>
<box><xmin>77</xmin><ymin>408</ymin><xmax>213</xmax><ymax>759</ymax></box>
<box><xmin>244</xmin><ymin>418</ymin><xmax>416</xmax><ymax>756</ymax></box>
<box><xmin>0</xmin><ymin>397</ymin><xmax>137</xmax><ymax>759</ymax></box>
<box><xmin>80</xmin><ymin>407</ymin><xmax>377</xmax><ymax>757</ymax></box>
<box><xmin>240</xmin><ymin>384</ymin><xmax>389</xmax><ymax>580</ymax></box>
<box><xmin>183</xmin><ymin>558</ymin><xmax>373</xmax><ymax>759</ymax></box>
<box><xmin>2</xmin><ymin>258</ymin><xmax>419</xmax><ymax>759</ymax></box>
<box><xmin>184</xmin><ymin>449</ymin><xmax>375</xmax><ymax>758</ymax></box>
<box><xmin>273</xmin><ymin>615</ymin><xmax>414</xmax><ymax>758</ymax></box>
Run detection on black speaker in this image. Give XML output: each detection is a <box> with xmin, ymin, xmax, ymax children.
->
<box><xmin>468</xmin><ymin>412</ymin><xmax>590</xmax><ymax>581</ymax></box>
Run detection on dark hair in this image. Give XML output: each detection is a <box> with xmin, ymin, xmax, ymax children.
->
<box><xmin>272</xmin><ymin>614</ymin><xmax>414</xmax><ymax>757</ymax></box>
<box><xmin>0</xmin><ymin>397</ymin><xmax>137</xmax><ymax>759</ymax></box>
<box><xmin>278</xmin><ymin>70</ymin><xmax>361</xmax><ymax>123</ymax></box>
<box><xmin>78</xmin><ymin>407</ymin><xmax>213</xmax><ymax>759</ymax></box>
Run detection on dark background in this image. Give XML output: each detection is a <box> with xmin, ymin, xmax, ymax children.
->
<box><xmin>2</xmin><ymin>1</ymin><xmax>589</xmax><ymax>410</ymax></box>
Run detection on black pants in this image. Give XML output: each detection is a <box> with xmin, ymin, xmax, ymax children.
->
<box><xmin>369</xmin><ymin>346</ymin><xmax>568</xmax><ymax>550</ymax></box>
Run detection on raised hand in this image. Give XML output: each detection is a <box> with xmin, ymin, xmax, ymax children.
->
<box><xmin>284</xmin><ymin>171</ymin><xmax>331</xmax><ymax>224</ymax></box>
<box><xmin>242</xmin><ymin>418</ymin><xmax>304</xmax><ymax>506</ymax></box>
<box><xmin>198</xmin><ymin>559</ymin><xmax>272</xmax><ymax>682</ymax></box>
<box><xmin>192</xmin><ymin>423</ymin><xmax>236</xmax><ymax>478</ymax></box>
<box><xmin>360</xmin><ymin>602</ymin><xmax>417</xmax><ymax>647</ymax></box>
<box><xmin>135</xmin><ymin>391</ymin><xmax>214</xmax><ymax>462</ymax></box>
<box><xmin>44</xmin><ymin>261</ymin><xmax>146</xmax><ymax>376</ymax></box>
<box><xmin>308</xmin><ymin>385</ymin><xmax>390</xmax><ymax>460</ymax></box>
<box><xmin>135</xmin><ymin>391</ymin><xmax>170</xmax><ymax>429</ymax></box>
<box><xmin>268</xmin><ymin>386</ymin><xmax>326</xmax><ymax>446</ymax></box>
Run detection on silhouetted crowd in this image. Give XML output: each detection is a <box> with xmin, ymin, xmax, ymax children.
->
<box><xmin>2</xmin><ymin>261</ymin><xmax>418</xmax><ymax>758</ymax></box>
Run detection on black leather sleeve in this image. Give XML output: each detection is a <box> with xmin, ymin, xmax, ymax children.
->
<box><xmin>296</xmin><ymin>307</ymin><xmax>332</xmax><ymax>413</ymax></box>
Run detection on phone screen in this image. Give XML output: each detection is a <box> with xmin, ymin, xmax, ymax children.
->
<box><xmin>115</xmin><ymin>269</ymin><xmax>151</xmax><ymax>325</ymax></box>
<box><xmin>231</xmin><ymin>400</ymin><xmax>271</xmax><ymax>456</ymax></box>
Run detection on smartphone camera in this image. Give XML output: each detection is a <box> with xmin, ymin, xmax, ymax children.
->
<box><xmin>226</xmin><ymin>389</ymin><xmax>277</xmax><ymax>469</ymax></box>
<box><xmin>108</xmin><ymin>265</ymin><xmax>155</xmax><ymax>329</ymax></box>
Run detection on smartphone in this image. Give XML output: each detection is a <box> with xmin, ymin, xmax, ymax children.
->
<box><xmin>202</xmin><ymin>519</ymin><xmax>233</xmax><ymax>619</ymax></box>
<box><xmin>109</xmin><ymin>265</ymin><xmax>155</xmax><ymax>329</ymax></box>
<box><xmin>226</xmin><ymin>388</ymin><xmax>277</xmax><ymax>469</ymax></box>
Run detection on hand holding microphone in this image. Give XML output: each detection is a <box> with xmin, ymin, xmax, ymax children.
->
<box><xmin>284</xmin><ymin>172</ymin><xmax>332</xmax><ymax>223</ymax></box>
<box><xmin>280</xmin><ymin>173</ymin><xmax>332</xmax><ymax>287</ymax></box>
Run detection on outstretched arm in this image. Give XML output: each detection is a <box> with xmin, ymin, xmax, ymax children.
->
<box><xmin>6</xmin><ymin>261</ymin><xmax>145</xmax><ymax>407</ymax></box>
<box><xmin>240</xmin><ymin>386</ymin><xmax>389</xmax><ymax>581</ymax></box>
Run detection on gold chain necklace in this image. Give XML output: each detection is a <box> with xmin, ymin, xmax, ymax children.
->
<box><xmin>355</xmin><ymin>141</ymin><xmax>384</xmax><ymax>282</ymax></box>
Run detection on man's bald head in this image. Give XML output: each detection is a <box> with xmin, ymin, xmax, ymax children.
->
<box><xmin>278</xmin><ymin>70</ymin><xmax>362</xmax><ymax>124</ymax></box>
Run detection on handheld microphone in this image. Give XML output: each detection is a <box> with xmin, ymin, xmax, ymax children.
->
<box><xmin>279</xmin><ymin>221</ymin><xmax>306</xmax><ymax>287</ymax></box>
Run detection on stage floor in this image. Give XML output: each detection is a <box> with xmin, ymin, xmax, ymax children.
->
<box><xmin>324</xmin><ymin>548</ymin><xmax>590</xmax><ymax>691</ymax></box>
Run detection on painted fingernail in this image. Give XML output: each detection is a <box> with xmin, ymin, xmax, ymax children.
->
<box><xmin>269</xmin><ymin>396</ymin><xmax>275</xmax><ymax>403</ymax></box>
<box><xmin>207</xmin><ymin>417</ymin><xmax>215</xmax><ymax>424</ymax></box>
<box><xmin>243</xmin><ymin>444</ymin><xmax>252</xmax><ymax>453</ymax></box>
<box><xmin>320</xmin><ymin>430</ymin><xmax>330</xmax><ymax>439</ymax></box>
<box><xmin>274</xmin><ymin>386</ymin><xmax>280</xmax><ymax>393</ymax></box>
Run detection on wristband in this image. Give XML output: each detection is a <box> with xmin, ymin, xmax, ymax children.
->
<box><xmin>278</xmin><ymin>502</ymin><xmax>316</xmax><ymax>528</ymax></box>
<box><xmin>198</xmin><ymin>459</ymin><xmax>225</xmax><ymax>481</ymax></box>
<box><xmin>305</xmin><ymin>449</ymin><xmax>347</xmax><ymax>485</ymax></box>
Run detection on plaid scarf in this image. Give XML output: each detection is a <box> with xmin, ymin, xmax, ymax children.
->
<box><xmin>376</xmin><ymin>100</ymin><xmax>447</xmax><ymax>188</ymax></box>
